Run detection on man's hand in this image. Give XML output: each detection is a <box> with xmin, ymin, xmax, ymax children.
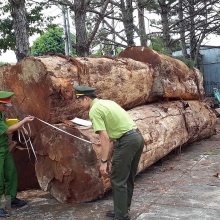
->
<box><xmin>22</xmin><ymin>115</ymin><xmax>34</xmax><ymax>123</ymax></box>
<box><xmin>100</xmin><ymin>163</ymin><xmax>108</xmax><ymax>176</ymax></box>
<box><xmin>5</xmin><ymin>115</ymin><xmax>34</xmax><ymax>135</ymax></box>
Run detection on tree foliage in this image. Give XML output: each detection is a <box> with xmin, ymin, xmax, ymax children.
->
<box><xmin>149</xmin><ymin>36</ymin><xmax>181</xmax><ymax>54</ymax></box>
<box><xmin>0</xmin><ymin>1</ymin><xmax>56</xmax><ymax>55</ymax></box>
<box><xmin>31</xmin><ymin>27</ymin><xmax>76</xmax><ymax>56</ymax></box>
<box><xmin>148</xmin><ymin>0</ymin><xmax>220</xmax><ymax>66</ymax></box>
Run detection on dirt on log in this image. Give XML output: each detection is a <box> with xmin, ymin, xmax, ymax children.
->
<box><xmin>119</xmin><ymin>46</ymin><xmax>204</xmax><ymax>102</ymax></box>
<box><xmin>34</xmin><ymin>100</ymin><xmax>216</xmax><ymax>203</ymax></box>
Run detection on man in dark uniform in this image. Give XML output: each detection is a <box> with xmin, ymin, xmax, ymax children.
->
<box><xmin>73</xmin><ymin>85</ymin><xmax>145</xmax><ymax>220</ymax></box>
<box><xmin>0</xmin><ymin>91</ymin><xmax>34</xmax><ymax>218</ymax></box>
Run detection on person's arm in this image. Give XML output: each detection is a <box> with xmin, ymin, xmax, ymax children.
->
<box><xmin>5</xmin><ymin>115</ymin><xmax>34</xmax><ymax>134</ymax></box>
<box><xmin>99</xmin><ymin>130</ymin><xmax>111</xmax><ymax>176</ymax></box>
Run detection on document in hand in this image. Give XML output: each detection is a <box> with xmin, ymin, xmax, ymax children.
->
<box><xmin>70</xmin><ymin>117</ymin><xmax>92</xmax><ymax>127</ymax></box>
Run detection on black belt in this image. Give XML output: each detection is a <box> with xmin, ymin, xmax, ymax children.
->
<box><xmin>118</xmin><ymin>128</ymin><xmax>140</xmax><ymax>140</ymax></box>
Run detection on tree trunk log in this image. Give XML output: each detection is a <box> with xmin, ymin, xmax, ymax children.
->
<box><xmin>0</xmin><ymin>53</ymin><xmax>204</xmax><ymax>126</ymax></box>
<box><xmin>9</xmin><ymin>0</ymin><xmax>30</xmax><ymax>62</ymax></box>
<box><xmin>34</xmin><ymin>100</ymin><xmax>216</xmax><ymax>203</ymax></box>
<box><xmin>0</xmin><ymin>56</ymin><xmax>154</xmax><ymax>129</ymax></box>
<box><xmin>118</xmin><ymin>46</ymin><xmax>204</xmax><ymax>101</ymax></box>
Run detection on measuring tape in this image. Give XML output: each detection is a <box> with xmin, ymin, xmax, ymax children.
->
<box><xmin>18</xmin><ymin>123</ymin><xmax>37</xmax><ymax>161</ymax></box>
<box><xmin>16</xmin><ymin>117</ymin><xmax>99</xmax><ymax>162</ymax></box>
<box><xmin>35</xmin><ymin>117</ymin><xmax>97</xmax><ymax>145</ymax></box>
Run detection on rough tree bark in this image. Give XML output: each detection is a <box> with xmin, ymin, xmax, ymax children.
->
<box><xmin>158</xmin><ymin>0</ymin><xmax>172</xmax><ymax>55</ymax></box>
<box><xmin>137</xmin><ymin>0</ymin><xmax>147</xmax><ymax>46</ymax></box>
<box><xmin>120</xmin><ymin>0</ymin><xmax>135</xmax><ymax>46</ymax></box>
<box><xmin>9</xmin><ymin>0</ymin><xmax>30</xmax><ymax>62</ymax></box>
<box><xmin>189</xmin><ymin>0</ymin><xmax>197</xmax><ymax>62</ymax></box>
<box><xmin>178</xmin><ymin>0</ymin><xmax>188</xmax><ymax>58</ymax></box>
<box><xmin>74</xmin><ymin>0</ymin><xmax>89</xmax><ymax>56</ymax></box>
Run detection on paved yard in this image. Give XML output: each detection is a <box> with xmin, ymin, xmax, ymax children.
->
<box><xmin>6</xmin><ymin>119</ymin><xmax>220</xmax><ymax>220</ymax></box>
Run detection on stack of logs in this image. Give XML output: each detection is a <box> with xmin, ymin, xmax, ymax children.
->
<box><xmin>0</xmin><ymin>46</ymin><xmax>217</xmax><ymax>203</ymax></box>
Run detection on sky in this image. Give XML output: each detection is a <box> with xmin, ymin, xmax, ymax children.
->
<box><xmin>0</xmin><ymin>5</ymin><xmax>220</xmax><ymax>63</ymax></box>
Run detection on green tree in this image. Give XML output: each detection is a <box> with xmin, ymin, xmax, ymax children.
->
<box><xmin>31</xmin><ymin>27</ymin><xmax>76</xmax><ymax>56</ymax></box>
<box><xmin>0</xmin><ymin>1</ymin><xmax>56</xmax><ymax>59</ymax></box>
<box><xmin>149</xmin><ymin>36</ymin><xmax>181</xmax><ymax>53</ymax></box>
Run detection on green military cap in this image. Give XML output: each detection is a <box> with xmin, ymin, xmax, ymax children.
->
<box><xmin>73</xmin><ymin>86</ymin><xmax>96</xmax><ymax>99</ymax></box>
<box><xmin>0</xmin><ymin>91</ymin><xmax>14</xmax><ymax>106</ymax></box>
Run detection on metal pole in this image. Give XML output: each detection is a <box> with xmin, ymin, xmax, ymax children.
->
<box><xmin>62</xmin><ymin>6</ymin><xmax>69</xmax><ymax>55</ymax></box>
<box><xmin>66</xmin><ymin>9</ymin><xmax>72</xmax><ymax>55</ymax></box>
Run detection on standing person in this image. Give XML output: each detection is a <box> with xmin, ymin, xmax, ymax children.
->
<box><xmin>73</xmin><ymin>86</ymin><xmax>145</xmax><ymax>220</ymax></box>
<box><xmin>0</xmin><ymin>91</ymin><xmax>34</xmax><ymax>218</ymax></box>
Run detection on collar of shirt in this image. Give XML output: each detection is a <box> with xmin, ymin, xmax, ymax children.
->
<box><xmin>90</xmin><ymin>98</ymin><xmax>99</xmax><ymax>110</ymax></box>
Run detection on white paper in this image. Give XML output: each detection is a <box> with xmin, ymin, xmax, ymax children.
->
<box><xmin>70</xmin><ymin>117</ymin><xmax>92</xmax><ymax>127</ymax></box>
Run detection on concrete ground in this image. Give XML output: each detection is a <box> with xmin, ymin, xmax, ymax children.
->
<box><xmin>6</xmin><ymin>119</ymin><xmax>220</xmax><ymax>219</ymax></box>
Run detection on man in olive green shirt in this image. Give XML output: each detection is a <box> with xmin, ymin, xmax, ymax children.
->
<box><xmin>73</xmin><ymin>86</ymin><xmax>144</xmax><ymax>220</ymax></box>
<box><xmin>0</xmin><ymin>91</ymin><xmax>34</xmax><ymax>218</ymax></box>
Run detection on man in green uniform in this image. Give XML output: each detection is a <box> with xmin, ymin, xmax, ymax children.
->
<box><xmin>0</xmin><ymin>91</ymin><xmax>34</xmax><ymax>218</ymax></box>
<box><xmin>73</xmin><ymin>86</ymin><xmax>145</xmax><ymax>220</ymax></box>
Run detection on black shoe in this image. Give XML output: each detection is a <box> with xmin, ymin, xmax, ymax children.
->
<box><xmin>106</xmin><ymin>210</ymin><xmax>115</xmax><ymax>217</ymax></box>
<box><xmin>106</xmin><ymin>210</ymin><xmax>130</xmax><ymax>219</ymax></box>
<box><xmin>0</xmin><ymin>208</ymin><xmax>9</xmax><ymax>218</ymax></box>
<box><xmin>113</xmin><ymin>217</ymin><xmax>130</xmax><ymax>220</ymax></box>
<box><xmin>11</xmin><ymin>198</ymin><xmax>27</xmax><ymax>208</ymax></box>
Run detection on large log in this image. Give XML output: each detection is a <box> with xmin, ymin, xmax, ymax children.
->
<box><xmin>119</xmin><ymin>46</ymin><xmax>205</xmax><ymax>101</ymax></box>
<box><xmin>34</xmin><ymin>100</ymin><xmax>216</xmax><ymax>203</ymax></box>
<box><xmin>0</xmin><ymin>52</ymin><xmax>204</xmax><ymax>127</ymax></box>
<box><xmin>0</xmin><ymin>56</ymin><xmax>154</xmax><ymax>128</ymax></box>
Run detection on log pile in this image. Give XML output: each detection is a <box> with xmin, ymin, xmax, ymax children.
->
<box><xmin>0</xmin><ymin>47</ymin><xmax>217</xmax><ymax>203</ymax></box>
<box><xmin>34</xmin><ymin>100</ymin><xmax>216</xmax><ymax>203</ymax></box>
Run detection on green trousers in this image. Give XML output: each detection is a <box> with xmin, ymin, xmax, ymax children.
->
<box><xmin>111</xmin><ymin>132</ymin><xmax>144</xmax><ymax>219</ymax></box>
<box><xmin>0</xmin><ymin>146</ymin><xmax>17</xmax><ymax>207</ymax></box>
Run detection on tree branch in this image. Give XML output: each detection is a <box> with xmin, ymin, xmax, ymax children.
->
<box><xmin>87</xmin><ymin>0</ymin><xmax>110</xmax><ymax>47</ymax></box>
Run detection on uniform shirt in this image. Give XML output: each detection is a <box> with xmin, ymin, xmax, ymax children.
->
<box><xmin>0</xmin><ymin>112</ymin><xmax>9</xmax><ymax>147</ymax></box>
<box><xmin>89</xmin><ymin>98</ymin><xmax>137</xmax><ymax>140</ymax></box>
